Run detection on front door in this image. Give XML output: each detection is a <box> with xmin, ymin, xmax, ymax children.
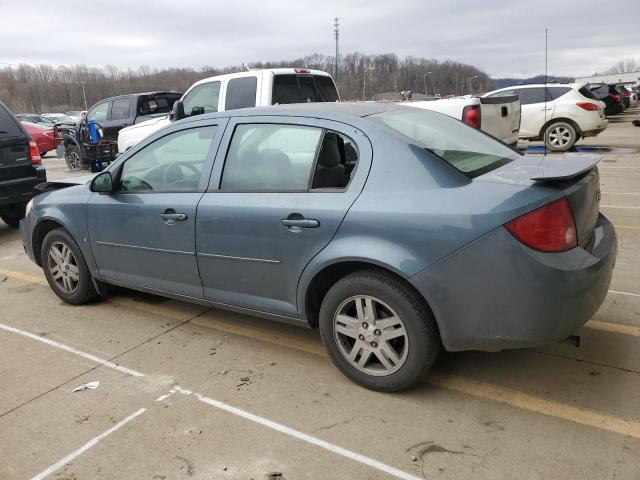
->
<box><xmin>516</xmin><ymin>87</ymin><xmax>555</xmax><ymax>137</ymax></box>
<box><xmin>88</xmin><ymin>122</ymin><xmax>224</xmax><ymax>298</ymax></box>
<box><xmin>196</xmin><ymin>117</ymin><xmax>370</xmax><ymax>317</ymax></box>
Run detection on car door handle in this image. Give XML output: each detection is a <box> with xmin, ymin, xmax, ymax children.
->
<box><xmin>160</xmin><ymin>210</ymin><xmax>188</xmax><ymax>224</ymax></box>
<box><xmin>281</xmin><ymin>218</ymin><xmax>320</xmax><ymax>228</ymax></box>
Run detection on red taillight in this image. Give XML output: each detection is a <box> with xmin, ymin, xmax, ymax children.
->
<box><xmin>611</xmin><ymin>93</ymin><xmax>621</xmax><ymax>101</ymax></box>
<box><xmin>624</xmin><ymin>91</ymin><xmax>630</xmax><ymax>97</ymax></box>
<box><xmin>28</xmin><ymin>138</ymin><xmax>41</xmax><ymax>165</ymax></box>
<box><xmin>294</xmin><ymin>68</ymin><xmax>311</xmax><ymax>74</ymax></box>
<box><xmin>576</xmin><ymin>102</ymin><xmax>600</xmax><ymax>111</ymax></box>
<box><xmin>462</xmin><ymin>105</ymin><xmax>481</xmax><ymax>129</ymax></box>
<box><xmin>505</xmin><ymin>197</ymin><xmax>577</xmax><ymax>253</ymax></box>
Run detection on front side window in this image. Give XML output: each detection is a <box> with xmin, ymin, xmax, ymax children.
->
<box><xmin>111</xmin><ymin>98</ymin><xmax>131</xmax><ymax>120</ymax></box>
<box><xmin>373</xmin><ymin>108</ymin><xmax>520</xmax><ymax>178</ymax></box>
<box><xmin>225</xmin><ymin>77</ymin><xmax>257</xmax><ymax>110</ymax></box>
<box><xmin>517</xmin><ymin>88</ymin><xmax>547</xmax><ymax>105</ymax></box>
<box><xmin>182</xmin><ymin>81</ymin><xmax>221</xmax><ymax>117</ymax></box>
<box><xmin>88</xmin><ymin>102</ymin><xmax>109</xmax><ymax>122</ymax></box>
<box><xmin>118</xmin><ymin>126</ymin><xmax>217</xmax><ymax>192</ymax></box>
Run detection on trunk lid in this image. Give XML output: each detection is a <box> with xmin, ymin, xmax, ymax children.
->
<box><xmin>477</xmin><ymin>154</ymin><xmax>601</xmax><ymax>248</ymax></box>
<box><xmin>0</xmin><ymin>136</ymin><xmax>31</xmax><ymax>182</ymax></box>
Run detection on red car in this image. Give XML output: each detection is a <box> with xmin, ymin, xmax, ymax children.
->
<box><xmin>21</xmin><ymin>121</ymin><xmax>58</xmax><ymax>157</ymax></box>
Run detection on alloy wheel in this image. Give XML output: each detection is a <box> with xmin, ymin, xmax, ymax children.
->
<box><xmin>548</xmin><ymin>126</ymin><xmax>572</xmax><ymax>148</ymax></box>
<box><xmin>333</xmin><ymin>295</ymin><xmax>409</xmax><ymax>376</ymax></box>
<box><xmin>47</xmin><ymin>241</ymin><xmax>79</xmax><ymax>294</ymax></box>
<box><xmin>66</xmin><ymin>151</ymin><xmax>81</xmax><ymax>171</ymax></box>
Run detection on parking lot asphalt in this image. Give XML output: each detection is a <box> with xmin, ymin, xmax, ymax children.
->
<box><xmin>1</xmin><ymin>108</ymin><xmax>639</xmax><ymax>480</ymax></box>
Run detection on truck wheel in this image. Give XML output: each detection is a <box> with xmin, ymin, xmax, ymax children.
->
<box><xmin>41</xmin><ymin>228</ymin><xmax>98</xmax><ymax>304</ymax></box>
<box><xmin>319</xmin><ymin>269</ymin><xmax>440</xmax><ymax>392</ymax></box>
<box><xmin>544</xmin><ymin>122</ymin><xmax>577</xmax><ymax>152</ymax></box>
<box><xmin>0</xmin><ymin>202</ymin><xmax>27</xmax><ymax>228</ymax></box>
<box><xmin>64</xmin><ymin>145</ymin><xmax>83</xmax><ymax>171</ymax></box>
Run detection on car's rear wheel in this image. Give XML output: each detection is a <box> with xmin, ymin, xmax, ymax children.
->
<box><xmin>0</xmin><ymin>202</ymin><xmax>27</xmax><ymax>228</ymax></box>
<box><xmin>544</xmin><ymin>122</ymin><xmax>577</xmax><ymax>152</ymax></box>
<box><xmin>64</xmin><ymin>144</ymin><xmax>83</xmax><ymax>171</ymax></box>
<box><xmin>41</xmin><ymin>228</ymin><xmax>98</xmax><ymax>304</ymax></box>
<box><xmin>319</xmin><ymin>270</ymin><xmax>439</xmax><ymax>392</ymax></box>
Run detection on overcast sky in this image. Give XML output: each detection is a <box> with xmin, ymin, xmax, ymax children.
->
<box><xmin>1</xmin><ymin>0</ymin><xmax>639</xmax><ymax>78</ymax></box>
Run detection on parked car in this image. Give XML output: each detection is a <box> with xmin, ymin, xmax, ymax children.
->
<box><xmin>0</xmin><ymin>101</ymin><xmax>46</xmax><ymax>227</ymax></box>
<box><xmin>56</xmin><ymin>91</ymin><xmax>181</xmax><ymax>171</ymax></box>
<box><xmin>589</xmin><ymin>84</ymin><xmax>626</xmax><ymax>116</ymax></box>
<box><xmin>16</xmin><ymin>114</ymin><xmax>56</xmax><ymax>125</ymax></box>
<box><xmin>21</xmin><ymin>121</ymin><xmax>58</xmax><ymax>157</ymax></box>
<box><xmin>41</xmin><ymin>113</ymin><xmax>76</xmax><ymax>124</ymax></box>
<box><xmin>622</xmin><ymin>86</ymin><xmax>639</xmax><ymax>109</ymax></box>
<box><xmin>484</xmin><ymin>83</ymin><xmax>608</xmax><ymax>151</ymax></box>
<box><xmin>20</xmin><ymin>103</ymin><xmax>616</xmax><ymax>391</ymax></box>
<box><xmin>400</xmin><ymin>94</ymin><xmax>521</xmax><ymax>145</ymax></box>
<box><xmin>65</xmin><ymin>111</ymin><xmax>84</xmax><ymax>122</ymax></box>
<box><xmin>117</xmin><ymin>68</ymin><xmax>339</xmax><ymax>153</ymax></box>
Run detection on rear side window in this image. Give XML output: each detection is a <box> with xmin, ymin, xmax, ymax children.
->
<box><xmin>579</xmin><ymin>86</ymin><xmax>599</xmax><ymax>100</ymax></box>
<box><xmin>183</xmin><ymin>81</ymin><xmax>221</xmax><ymax>117</ymax></box>
<box><xmin>547</xmin><ymin>87</ymin><xmax>571</xmax><ymax>100</ymax></box>
<box><xmin>225</xmin><ymin>77</ymin><xmax>257</xmax><ymax>110</ymax></box>
<box><xmin>221</xmin><ymin>124</ymin><xmax>322</xmax><ymax>191</ymax></box>
<box><xmin>373</xmin><ymin>108</ymin><xmax>520</xmax><ymax>178</ymax></box>
<box><xmin>0</xmin><ymin>104</ymin><xmax>22</xmax><ymax>138</ymax></box>
<box><xmin>111</xmin><ymin>98</ymin><xmax>131</xmax><ymax>120</ymax></box>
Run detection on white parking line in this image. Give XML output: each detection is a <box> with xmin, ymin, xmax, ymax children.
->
<box><xmin>602</xmin><ymin>192</ymin><xmax>640</xmax><ymax>196</ymax></box>
<box><xmin>0</xmin><ymin>322</ymin><xmax>144</xmax><ymax>377</ymax></box>
<box><xmin>600</xmin><ymin>204</ymin><xmax>640</xmax><ymax>209</ymax></box>
<box><xmin>609</xmin><ymin>289</ymin><xmax>640</xmax><ymax>298</ymax></box>
<box><xmin>158</xmin><ymin>386</ymin><xmax>423</xmax><ymax>480</ymax></box>
<box><xmin>30</xmin><ymin>408</ymin><xmax>147</xmax><ymax>480</ymax></box>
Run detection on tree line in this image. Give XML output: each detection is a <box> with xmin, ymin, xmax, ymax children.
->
<box><xmin>0</xmin><ymin>53</ymin><xmax>493</xmax><ymax>113</ymax></box>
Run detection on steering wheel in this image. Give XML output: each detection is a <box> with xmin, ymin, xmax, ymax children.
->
<box><xmin>162</xmin><ymin>162</ymin><xmax>201</xmax><ymax>186</ymax></box>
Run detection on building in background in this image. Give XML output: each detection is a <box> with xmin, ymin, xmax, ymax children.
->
<box><xmin>574</xmin><ymin>71</ymin><xmax>640</xmax><ymax>86</ymax></box>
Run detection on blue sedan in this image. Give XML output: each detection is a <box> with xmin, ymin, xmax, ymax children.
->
<box><xmin>20</xmin><ymin>103</ymin><xmax>616</xmax><ymax>391</ymax></box>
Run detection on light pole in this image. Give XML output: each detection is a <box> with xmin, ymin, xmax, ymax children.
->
<box><xmin>80</xmin><ymin>82</ymin><xmax>88</xmax><ymax>110</ymax></box>
<box><xmin>423</xmin><ymin>71</ymin><xmax>432</xmax><ymax>96</ymax></box>
<box><xmin>467</xmin><ymin>75</ymin><xmax>478</xmax><ymax>95</ymax></box>
<box><xmin>363</xmin><ymin>67</ymin><xmax>374</xmax><ymax>101</ymax></box>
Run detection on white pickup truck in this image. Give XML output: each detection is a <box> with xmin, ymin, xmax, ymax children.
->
<box><xmin>400</xmin><ymin>95</ymin><xmax>521</xmax><ymax>145</ymax></box>
<box><xmin>117</xmin><ymin>68</ymin><xmax>339</xmax><ymax>153</ymax></box>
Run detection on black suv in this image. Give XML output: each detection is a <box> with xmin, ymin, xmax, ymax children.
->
<box><xmin>0</xmin><ymin>101</ymin><xmax>47</xmax><ymax>227</ymax></box>
<box><xmin>589</xmin><ymin>84</ymin><xmax>626</xmax><ymax>116</ymax></box>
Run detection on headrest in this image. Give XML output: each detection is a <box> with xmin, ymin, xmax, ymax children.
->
<box><xmin>317</xmin><ymin>135</ymin><xmax>341</xmax><ymax>167</ymax></box>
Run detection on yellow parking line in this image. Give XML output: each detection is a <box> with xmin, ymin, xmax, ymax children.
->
<box><xmin>601</xmin><ymin>204</ymin><xmax>640</xmax><ymax>209</ymax></box>
<box><xmin>0</xmin><ymin>269</ymin><xmax>46</xmax><ymax>284</ymax></box>
<box><xmin>586</xmin><ymin>320</ymin><xmax>640</xmax><ymax>337</ymax></box>
<box><xmin>614</xmin><ymin>224</ymin><xmax>640</xmax><ymax>231</ymax></box>
<box><xmin>3</xmin><ymin>267</ymin><xmax>640</xmax><ymax>439</ymax></box>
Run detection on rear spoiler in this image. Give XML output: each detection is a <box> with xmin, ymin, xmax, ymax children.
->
<box><xmin>480</xmin><ymin>95</ymin><xmax>519</xmax><ymax>105</ymax></box>
<box><xmin>530</xmin><ymin>154</ymin><xmax>600</xmax><ymax>183</ymax></box>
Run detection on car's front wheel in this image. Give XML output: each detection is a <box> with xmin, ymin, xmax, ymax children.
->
<box><xmin>41</xmin><ymin>228</ymin><xmax>98</xmax><ymax>304</ymax></box>
<box><xmin>544</xmin><ymin>121</ymin><xmax>577</xmax><ymax>152</ymax></box>
<box><xmin>64</xmin><ymin>144</ymin><xmax>83</xmax><ymax>171</ymax></box>
<box><xmin>319</xmin><ymin>270</ymin><xmax>440</xmax><ymax>392</ymax></box>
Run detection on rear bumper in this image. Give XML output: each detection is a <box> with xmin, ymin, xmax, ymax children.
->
<box><xmin>581</xmin><ymin>126</ymin><xmax>607</xmax><ymax>138</ymax></box>
<box><xmin>410</xmin><ymin>214</ymin><xmax>617</xmax><ymax>352</ymax></box>
<box><xmin>0</xmin><ymin>169</ymin><xmax>46</xmax><ymax>207</ymax></box>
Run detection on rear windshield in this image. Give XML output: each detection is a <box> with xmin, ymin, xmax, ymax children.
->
<box><xmin>0</xmin><ymin>104</ymin><xmax>22</xmax><ymax>138</ymax></box>
<box><xmin>373</xmin><ymin>108</ymin><xmax>520</xmax><ymax>178</ymax></box>
<box><xmin>272</xmin><ymin>74</ymin><xmax>339</xmax><ymax>104</ymax></box>
<box><xmin>138</xmin><ymin>94</ymin><xmax>180</xmax><ymax>116</ymax></box>
<box><xmin>579</xmin><ymin>86</ymin><xmax>599</xmax><ymax>100</ymax></box>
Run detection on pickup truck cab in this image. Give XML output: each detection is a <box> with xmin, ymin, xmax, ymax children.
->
<box><xmin>118</xmin><ymin>68</ymin><xmax>339</xmax><ymax>153</ymax></box>
<box><xmin>400</xmin><ymin>95</ymin><xmax>521</xmax><ymax>146</ymax></box>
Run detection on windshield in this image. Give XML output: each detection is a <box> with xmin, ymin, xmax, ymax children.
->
<box><xmin>372</xmin><ymin>107</ymin><xmax>521</xmax><ymax>178</ymax></box>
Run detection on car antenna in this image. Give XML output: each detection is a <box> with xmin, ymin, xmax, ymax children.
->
<box><xmin>544</xmin><ymin>27</ymin><xmax>548</xmax><ymax>156</ymax></box>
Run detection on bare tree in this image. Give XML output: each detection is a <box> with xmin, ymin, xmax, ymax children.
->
<box><xmin>603</xmin><ymin>58</ymin><xmax>638</xmax><ymax>74</ymax></box>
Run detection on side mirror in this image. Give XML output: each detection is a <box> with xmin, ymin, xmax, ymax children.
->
<box><xmin>91</xmin><ymin>171</ymin><xmax>114</xmax><ymax>193</ymax></box>
<box><xmin>171</xmin><ymin>100</ymin><xmax>185</xmax><ymax>121</ymax></box>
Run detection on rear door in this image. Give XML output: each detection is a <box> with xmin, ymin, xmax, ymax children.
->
<box><xmin>196</xmin><ymin>116</ymin><xmax>371</xmax><ymax>317</ymax></box>
<box><xmin>0</xmin><ymin>103</ymin><xmax>31</xmax><ymax>188</ymax></box>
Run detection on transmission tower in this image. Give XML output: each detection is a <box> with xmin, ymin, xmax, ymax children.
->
<box><xmin>334</xmin><ymin>17</ymin><xmax>340</xmax><ymax>82</ymax></box>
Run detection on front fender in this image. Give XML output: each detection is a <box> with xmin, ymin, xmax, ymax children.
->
<box><xmin>296</xmin><ymin>235</ymin><xmax>419</xmax><ymax>323</ymax></box>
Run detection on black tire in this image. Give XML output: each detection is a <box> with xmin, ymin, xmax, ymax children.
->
<box><xmin>40</xmin><ymin>151</ymin><xmax>47</xmax><ymax>157</ymax></box>
<box><xmin>0</xmin><ymin>202</ymin><xmax>27</xmax><ymax>228</ymax></box>
<box><xmin>319</xmin><ymin>269</ymin><xmax>440</xmax><ymax>392</ymax></box>
<box><xmin>64</xmin><ymin>144</ymin><xmax>83</xmax><ymax>171</ymax></box>
<box><xmin>544</xmin><ymin>121</ymin><xmax>577</xmax><ymax>152</ymax></box>
<box><xmin>40</xmin><ymin>228</ymin><xmax>98</xmax><ymax>304</ymax></box>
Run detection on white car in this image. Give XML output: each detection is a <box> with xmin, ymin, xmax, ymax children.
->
<box><xmin>400</xmin><ymin>95</ymin><xmax>521</xmax><ymax>145</ymax></box>
<box><xmin>484</xmin><ymin>83</ymin><xmax>608</xmax><ymax>151</ymax></box>
<box><xmin>118</xmin><ymin>68</ymin><xmax>339</xmax><ymax>153</ymax></box>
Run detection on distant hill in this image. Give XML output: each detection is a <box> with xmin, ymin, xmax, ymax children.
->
<box><xmin>492</xmin><ymin>75</ymin><xmax>574</xmax><ymax>88</ymax></box>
